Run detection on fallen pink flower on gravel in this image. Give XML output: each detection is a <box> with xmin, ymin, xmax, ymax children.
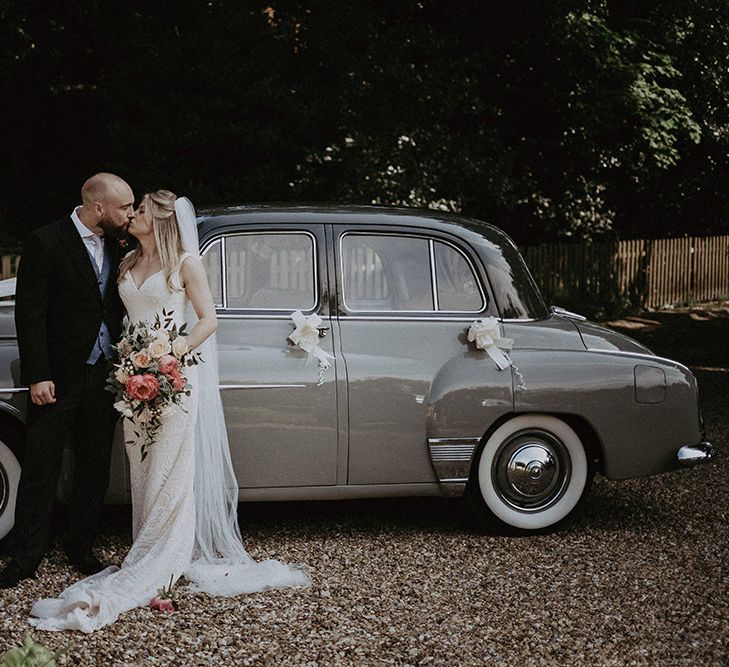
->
<box><xmin>149</xmin><ymin>596</ymin><xmax>175</xmax><ymax>613</ymax></box>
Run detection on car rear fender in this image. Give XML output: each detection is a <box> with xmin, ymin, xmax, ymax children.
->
<box><xmin>509</xmin><ymin>348</ymin><xmax>702</xmax><ymax>479</ymax></box>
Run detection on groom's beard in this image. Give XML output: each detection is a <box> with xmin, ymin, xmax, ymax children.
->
<box><xmin>99</xmin><ymin>215</ymin><xmax>127</xmax><ymax>240</ymax></box>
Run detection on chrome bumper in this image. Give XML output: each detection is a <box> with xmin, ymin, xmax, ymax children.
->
<box><xmin>677</xmin><ymin>441</ymin><xmax>716</xmax><ymax>466</ymax></box>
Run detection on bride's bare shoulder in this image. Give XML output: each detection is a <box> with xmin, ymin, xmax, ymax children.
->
<box><xmin>178</xmin><ymin>254</ymin><xmax>205</xmax><ymax>287</ymax></box>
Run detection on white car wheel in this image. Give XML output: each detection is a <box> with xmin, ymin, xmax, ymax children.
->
<box><xmin>0</xmin><ymin>439</ymin><xmax>21</xmax><ymax>540</ymax></box>
<box><xmin>476</xmin><ymin>415</ymin><xmax>589</xmax><ymax>531</ymax></box>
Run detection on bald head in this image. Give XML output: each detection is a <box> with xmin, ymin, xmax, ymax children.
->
<box><xmin>81</xmin><ymin>172</ymin><xmax>132</xmax><ymax>205</ymax></box>
<box><xmin>78</xmin><ymin>172</ymin><xmax>135</xmax><ymax>239</ymax></box>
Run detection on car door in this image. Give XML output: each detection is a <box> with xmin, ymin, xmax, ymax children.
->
<box><xmin>334</xmin><ymin>225</ymin><xmax>512</xmax><ymax>485</ymax></box>
<box><xmin>200</xmin><ymin>224</ymin><xmax>339</xmax><ymax>488</ymax></box>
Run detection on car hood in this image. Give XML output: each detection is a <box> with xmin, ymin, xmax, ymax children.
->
<box><xmin>573</xmin><ymin>320</ymin><xmax>654</xmax><ymax>355</ymax></box>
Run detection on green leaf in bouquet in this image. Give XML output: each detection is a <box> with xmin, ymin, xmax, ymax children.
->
<box><xmin>1</xmin><ymin>631</ymin><xmax>72</xmax><ymax>667</ymax></box>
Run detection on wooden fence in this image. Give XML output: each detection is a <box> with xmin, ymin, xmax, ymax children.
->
<box><xmin>523</xmin><ymin>235</ymin><xmax>729</xmax><ymax>309</ymax></box>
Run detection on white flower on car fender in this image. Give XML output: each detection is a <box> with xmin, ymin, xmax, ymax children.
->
<box><xmin>467</xmin><ymin>317</ymin><xmax>513</xmax><ymax>371</ymax></box>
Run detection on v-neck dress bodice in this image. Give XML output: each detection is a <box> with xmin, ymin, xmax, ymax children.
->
<box><xmin>120</xmin><ymin>255</ymin><xmax>191</xmax><ymax>326</ymax></box>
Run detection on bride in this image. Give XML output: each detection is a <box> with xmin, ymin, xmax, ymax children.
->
<box><xmin>29</xmin><ymin>190</ymin><xmax>310</xmax><ymax>633</ymax></box>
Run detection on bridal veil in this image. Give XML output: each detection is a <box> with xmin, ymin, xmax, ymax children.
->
<box><xmin>174</xmin><ymin>197</ymin><xmax>310</xmax><ymax>595</ymax></box>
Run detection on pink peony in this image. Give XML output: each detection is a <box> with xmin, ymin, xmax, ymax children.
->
<box><xmin>169</xmin><ymin>370</ymin><xmax>187</xmax><ymax>392</ymax></box>
<box><xmin>126</xmin><ymin>373</ymin><xmax>160</xmax><ymax>401</ymax></box>
<box><xmin>158</xmin><ymin>354</ymin><xmax>180</xmax><ymax>375</ymax></box>
<box><xmin>149</xmin><ymin>596</ymin><xmax>175</xmax><ymax>613</ymax></box>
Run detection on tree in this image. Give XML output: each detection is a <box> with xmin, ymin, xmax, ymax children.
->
<box><xmin>0</xmin><ymin>0</ymin><xmax>726</xmax><ymax>246</ymax></box>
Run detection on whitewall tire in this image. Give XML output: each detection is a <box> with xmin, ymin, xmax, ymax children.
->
<box><xmin>474</xmin><ymin>415</ymin><xmax>590</xmax><ymax>532</ymax></box>
<box><xmin>0</xmin><ymin>439</ymin><xmax>21</xmax><ymax>540</ymax></box>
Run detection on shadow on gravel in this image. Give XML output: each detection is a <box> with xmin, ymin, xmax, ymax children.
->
<box><xmin>604</xmin><ymin>305</ymin><xmax>729</xmax><ymax>369</ymax></box>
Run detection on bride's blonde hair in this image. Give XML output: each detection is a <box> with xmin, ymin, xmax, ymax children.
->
<box><xmin>118</xmin><ymin>190</ymin><xmax>185</xmax><ymax>291</ymax></box>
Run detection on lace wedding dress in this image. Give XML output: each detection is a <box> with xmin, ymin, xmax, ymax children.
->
<box><xmin>29</xmin><ymin>253</ymin><xmax>309</xmax><ymax>633</ymax></box>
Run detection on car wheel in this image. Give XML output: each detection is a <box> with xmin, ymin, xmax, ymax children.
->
<box><xmin>472</xmin><ymin>414</ymin><xmax>591</xmax><ymax>533</ymax></box>
<box><xmin>0</xmin><ymin>436</ymin><xmax>21</xmax><ymax>541</ymax></box>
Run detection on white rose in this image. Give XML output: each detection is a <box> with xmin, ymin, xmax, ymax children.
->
<box><xmin>113</xmin><ymin>400</ymin><xmax>133</xmax><ymax>419</ymax></box>
<box><xmin>117</xmin><ymin>337</ymin><xmax>133</xmax><ymax>356</ymax></box>
<box><xmin>115</xmin><ymin>367</ymin><xmax>130</xmax><ymax>384</ymax></box>
<box><xmin>172</xmin><ymin>336</ymin><xmax>189</xmax><ymax>357</ymax></box>
<box><xmin>132</xmin><ymin>350</ymin><xmax>152</xmax><ymax>368</ymax></box>
<box><xmin>148</xmin><ymin>336</ymin><xmax>172</xmax><ymax>358</ymax></box>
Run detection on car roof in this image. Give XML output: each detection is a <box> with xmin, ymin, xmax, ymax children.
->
<box><xmin>196</xmin><ymin>203</ymin><xmax>506</xmax><ymax>240</ymax></box>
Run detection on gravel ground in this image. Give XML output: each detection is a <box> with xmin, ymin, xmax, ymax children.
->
<box><xmin>1</xmin><ymin>308</ymin><xmax>727</xmax><ymax>666</ymax></box>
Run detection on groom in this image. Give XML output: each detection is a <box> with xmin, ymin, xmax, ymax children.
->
<box><xmin>0</xmin><ymin>173</ymin><xmax>134</xmax><ymax>588</ymax></box>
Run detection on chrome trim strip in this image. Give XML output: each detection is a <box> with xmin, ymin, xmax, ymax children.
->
<box><xmin>427</xmin><ymin>436</ymin><xmax>480</xmax><ymax>488</ymax></box>
<box><xmin>238</xmin><ymin>482</ymin><xmax>443</xmax><ymax>502</ymax></box>
<box><xmin>216</xmin><ymin>312</ymin><xmax>316</xmax><ymax>320</ymax></box>
<box><xmin>341</xmin><ymin>315</ymin><xmax>488</xmax><ymax>323</ymax></box>
<box><xmin>677</xmin><ymin>441</ymin><xmax>716</xmax><ymax>466</ymax></box>
<box><xmin>219</xmin><ymin>384</ymin><xmax>306</xmax><ymax>390</ymax></box>
<box><xmin>201</xmin><ymin>238</ymin><xmax>224</xmax><ymax>308</ymax></box>
<box><xmin>551</xmin><ymin>305</ymin><xmax>587</xmax><ymax>321</ymax></box>
<box><xmin>429</xmin><ymin>239</ymin><xmax>439</xmax><ymax>311</ymax></box>
<box><xmin>500</xmin><ymin>317</ymin><xmax>544</xmax><ymax>323</ymax></box>
<box><xmin>221</xmin><ymin>236</ymin><xmax>228</xmax><ymax>310</ymax></box>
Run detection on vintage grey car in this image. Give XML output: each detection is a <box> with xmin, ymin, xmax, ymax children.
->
<box><xmin>0</xmin><ymin>205</ymin><xmax>715</xmax><ymax>536</ymax></box>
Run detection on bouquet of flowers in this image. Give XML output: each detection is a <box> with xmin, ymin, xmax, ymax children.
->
<box><xmin>106</xmin><ymin>308</ymin><xmax>201</xmax><ymax>462</ymax></box>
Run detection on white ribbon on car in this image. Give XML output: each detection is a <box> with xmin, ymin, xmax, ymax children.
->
<box><xmin>288</xmin><ymin>310</ymin><xmax>335</xmax><ymax>385</ymax></box>
<box><xmin>467</xmin><ymin>316</ymin><xmax>525</xmax><ymax>389</ymax></box>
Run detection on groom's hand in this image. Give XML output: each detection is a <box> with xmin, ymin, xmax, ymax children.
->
<box><xmin>30</xmin><ymin>380</ymin><xmax>56</xmax><ymax>405</ymax></box>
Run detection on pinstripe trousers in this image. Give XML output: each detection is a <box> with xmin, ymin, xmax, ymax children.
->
<box><xmin>7</xmin><ymin>359</ymin><xmax>117</xmax><ymax>572</ymax></box>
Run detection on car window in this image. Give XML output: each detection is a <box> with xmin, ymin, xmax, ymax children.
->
<box><xmin>224</xmin><ymin>233</ymin><xmax>316</xmax><ymax>310</ymax></box>
<box><xmin>342</xmin><ymin>234</ymin><xmax>433</xmax><ymax>311</ymax></box>
<box><xmin>201</xmin><ymin>238</ymin><xmax>223</xmax><ymax>306</ymax></box>
<box><xmin>433</xmin><ymin>241</ymin><xmax>484</xmax><ymax>311</ymax></box>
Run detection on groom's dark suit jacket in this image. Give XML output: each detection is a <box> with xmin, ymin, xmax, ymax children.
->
<box><xmin>15</xmin><ymin>217</ymin><xmax>124</xmax><ymax>386</ymax></box>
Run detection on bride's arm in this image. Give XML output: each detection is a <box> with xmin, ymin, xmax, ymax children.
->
<box><xmin>180</xmin><ymin>256</ymin><xmax>218</xmax><ymax>351</ymax></box>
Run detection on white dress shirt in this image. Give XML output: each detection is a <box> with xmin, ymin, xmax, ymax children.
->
<box><xmin>71</xmin><ymin>207</ymin><xmax>105</xmax><ymax>272</ymax></box>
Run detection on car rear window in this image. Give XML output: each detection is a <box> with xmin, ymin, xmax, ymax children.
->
<box><xmin>341</xmin><ymin>233</ymin><xmax>486</xmax><ymax>313</ymax></box>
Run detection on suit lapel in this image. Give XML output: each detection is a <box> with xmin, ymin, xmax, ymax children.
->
<box><xmin>102</xmin><ymin>239</ymin><xmax>120</xmax><ymax>304</ymax></box>
<box><xmin>58</xmin><ymin>217</ymin><xmax>103</xmax><ymax>300</ymax></box>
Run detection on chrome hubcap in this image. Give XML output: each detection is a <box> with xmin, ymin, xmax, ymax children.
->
<box><xmin>492</xmin><ymin>429</ymin><xmax>571</xmax><ymax>512</ymax></box>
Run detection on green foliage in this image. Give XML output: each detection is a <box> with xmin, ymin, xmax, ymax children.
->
<box><xmin>1</xmin><ymin>633</ymin><xmax>71</xmax><ymax>667</ymax></box>
<box><xmin>0</xmin><ymin>0</ymin><xmax>727</xmax><ymax>245</ymax></box>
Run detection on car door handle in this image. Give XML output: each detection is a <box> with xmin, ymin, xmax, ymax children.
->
<box><xmin>317</xmin><ymin>325</ymin><xmax>330</xmax><ymax>338</ymax></box>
